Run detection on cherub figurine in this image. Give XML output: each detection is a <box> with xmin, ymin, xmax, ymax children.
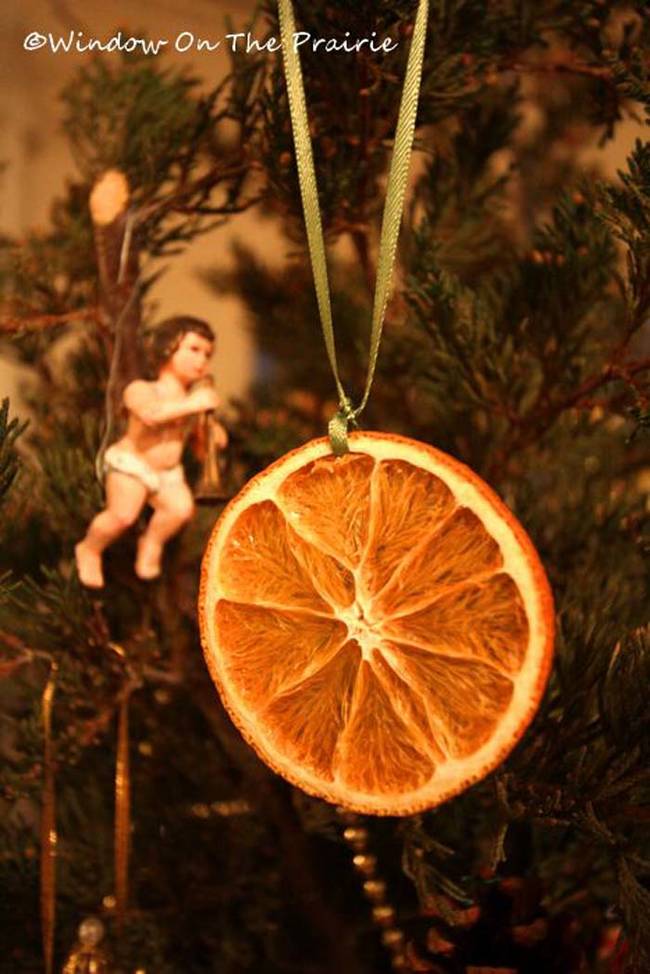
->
<box><xmin>75</xmin><ymin>316</ymin><xmax>227</xmax><ymax>588</ymax></box>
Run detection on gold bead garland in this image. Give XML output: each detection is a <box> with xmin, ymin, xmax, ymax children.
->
<box><xmin>114</xmin><ymin>692</ymin><xmax>132</xmax><ymax>936</ymax></box>
<box><xmin>338</xmin><ymin>808</ymin><xmax>411</xmax><ymax>972</ymax></box>
<box><xmin>41</xmin><ymin>663</ymin><xmax>58</xmax><ymax>974</ymax></box>
<box><xmin>38</xmin><ymin>639</ymin><xmax>135</xmax><ymax>966</ymax></box>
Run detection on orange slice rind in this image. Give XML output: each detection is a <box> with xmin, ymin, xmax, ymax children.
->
<box><xmin>199</xmin><ymin>432</ymin><xmax>554</xmax><ymax>815</ymax></box>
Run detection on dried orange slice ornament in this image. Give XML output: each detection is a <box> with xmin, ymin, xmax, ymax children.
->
<box><xmin>199</xmin><ymin>432</ymin><xmax>554</xmax><ymax>815</ymax></box>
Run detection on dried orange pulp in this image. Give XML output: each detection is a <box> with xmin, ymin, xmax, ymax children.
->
<box><xmin>199</xmin><ymin>432</ymin><xmax>554</xmax><ymax>815</ymax></box>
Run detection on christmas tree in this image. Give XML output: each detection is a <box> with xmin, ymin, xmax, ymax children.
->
<box><xmin>1</xmin><ymin>1</ymin><xmax>649</xmax><ymax>971</ymax></box>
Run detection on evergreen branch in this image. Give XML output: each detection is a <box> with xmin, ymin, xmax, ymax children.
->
<box><xmin>0</xmin><ymin>399</ymin><xmax>26</xmax><ymax>505</ymax></box>
<box><xmin>192</xmin><ymin>672</ymin><xmax>365</xmax><ymax>974</ymax></box>
<box><xmin>3</xmin><ymin>4</ymin><xmax>650</xmax><ymax>968</ymax></box>
<box><xmin>617</xmin><ymin>856</ymin><xmax>650</xmax><ymax>968</ymax></box>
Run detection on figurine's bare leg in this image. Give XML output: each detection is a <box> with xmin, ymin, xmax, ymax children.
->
<box><xmin>135</xmin><ymin>482</ymin><xmax>194</xmax><ymax>580</ymax></box>
<box><xmin>75</xmin><ymin>473</ymin><xmax>148</xmax><ymax>588</ymax></box>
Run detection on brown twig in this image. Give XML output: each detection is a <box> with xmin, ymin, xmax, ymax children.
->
<box><xmin>0</xmin><ymin>648</ymin><xmax>54</xmax><ymax>679</ymax></box>
<box><xmin>503</xmin><ymin>55</ymin><xmax>613</xmax><ymax>83</ymax></box>
<box><xmin>136</xmin><ymin>160</ymin><xmax>254</xmax><ymax>225</ymax></box>
<box><xmin>486</xmin><ymin>357</ymin><xmax>650</xmax><ymax>478</ymax></box>
<box><xmin>76</xmin><ymin>678</ymin><xmax>139</xmax><ymax>748</ymax></box>
<box><xmin>546</xmin><ymin>358</ymin><xmax>650</xmax><ymax>418</ymax></box>
<box><xmin>0</xmin><ymin>308</ymin><xmax>101</xmax><ymax>335</ymax></box>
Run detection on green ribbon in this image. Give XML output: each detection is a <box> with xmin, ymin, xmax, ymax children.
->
<box><xmin>278</xmin><ymin>0</ymin><xmax>429</xmax><ymax>453</ymax></box>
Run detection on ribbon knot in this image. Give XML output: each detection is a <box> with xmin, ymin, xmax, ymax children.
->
<box><xmin>328</xmin><ymin>396</ymin><xmax>358</xmax><ymax>456</ymax></box>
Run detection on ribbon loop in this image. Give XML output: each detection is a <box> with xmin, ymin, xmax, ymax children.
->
<box><xmin>278</xmin><ymin>0</ymin><xmax>429</xmax><ymax>451</ymax></box>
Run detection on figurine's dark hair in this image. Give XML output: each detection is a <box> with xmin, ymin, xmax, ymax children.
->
<box><xmin>145</xmin><ymin>316</ymin><xmax>215</xmax><ymax>376</ymax></box>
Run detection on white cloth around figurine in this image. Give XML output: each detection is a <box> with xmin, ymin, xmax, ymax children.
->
<box><xmin>102</xmin><ymin>444</ymin><xmax>185</xmax><ymax>494</ymax></box>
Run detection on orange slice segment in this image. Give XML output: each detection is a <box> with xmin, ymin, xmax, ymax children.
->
<box><xmin>361</xmin><ymin>459</ymin><xmax>457</xmax><ymax>598</ymax></box>
<box><xmin>200</xmin><ymin>432</ymin><xmax>554</xmax><ymax>815</ymax></box>
<box><xmin>380</xmin><ymin>642</ymin><xmax>514</xmax><ymax>759</ymax></box>
<box><xmin>383</xmin><ymin>573</ymin><xmax>529</xmax><ymax>675</ymax></box>
<box><xmin>334</xmin><ymin>659</ymin><xmax>436</xmax><ymax>795</ymax></box>
<box><xmin>277</xmin><ymin>453</ymin><xmax>374</xmax><ymax>568</ymax></box>
<box><xmin>367</xmin><ymin>651</ymin><xmax>446</xmax><ymax>764</ymax></box>
<box><xmin>261</xmin><ymin>642</ymin><xmax>361</xmax><ymax>779</ymax></box>
<box><xmin>372</xmin><ymin>506</ymin><xmax>503</xmax><ymax>619</ymax></box>
<box><xmin>216</xmin><ymin>600</ymin><xmax>348</xmax><ymax>706</ymax></box>
<box><xmin>218</xmin><ymin>499</ymin><xmax>333</xmax><ymax>614</ymax></box>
